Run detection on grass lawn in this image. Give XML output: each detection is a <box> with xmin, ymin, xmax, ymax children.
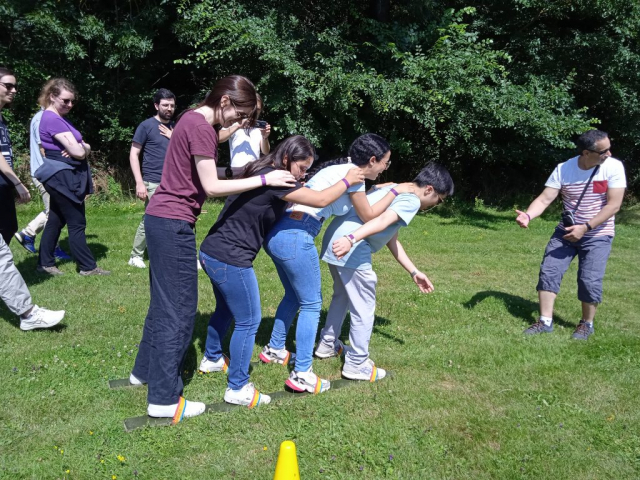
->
<box><xmin>1</xmin><ymin>199</ymin><xmax>639</xmax><ymax>479</ymax></box>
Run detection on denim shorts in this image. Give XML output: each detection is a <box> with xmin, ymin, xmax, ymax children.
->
<box><xmin>537</xmin><ymin>227</ymin><xmax>613</xmax><ymax>304</ymax></box>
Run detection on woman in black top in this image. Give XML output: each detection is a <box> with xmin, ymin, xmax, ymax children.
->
<box><xmin>198</xmin><ymin>135</ymin><xmax>364</xmax><ymax>407</ymax></box>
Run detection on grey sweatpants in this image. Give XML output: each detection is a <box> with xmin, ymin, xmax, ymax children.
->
<box><xmin>130</xmin><ymin>181</ymin><xmax>160</xmax><ymax>259</ymax></box>
<box><xmin>0</xmin><ymin>234</ymin><xmax>32</xmax><ymax>316</ymax></box>
<box><xmin>318</xmin><ymin>264</ymin><xmax>378</xmax><ymax>367</ymax></box>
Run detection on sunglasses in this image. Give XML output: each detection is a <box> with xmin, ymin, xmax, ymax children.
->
<box><xmin>588</xmin><ymin>147</ymin><xmax>611</xmax><ymax>156</ymax></box>
<box><xmin>0</xmin><ymin>82</ymin><xmax>18</xmax><ymax>92</ymax></box>
<box><xmin>59</xmin><ymin>98</ymin><xmax>76</xmax><ymax>106</ymax></box>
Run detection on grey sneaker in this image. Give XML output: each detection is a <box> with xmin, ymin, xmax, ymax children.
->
<box><xmin>523</xmin><ymin>321</ymin><xmax>553</xmax><ymax>335</ymax></box>
<box><xmin>258</xmin><ymin>345</ymin><xmax>294</xmax><ymax>365</ymax></box>
<box><xmin>342</xmin><ymin>358</ymin><xmax>386</xmax><ymax>382</ymax></box>
<box><xmin>314</xmin><ymin>339</ymin><xmax>345</xmax><ymax>359</ymax></box>
<box><xmin>79</xmin><ymin>267</ymin><xmax>111</xmax><ymax>276</ymax></box>
<box><xmin>285</xmin><ymin>369</ymin><xmax>330</xmax><ymax>394</ymax></box>
<box><xmin>572</xmin><ymin>320</ymin><xmax>594</xmax><ymax>340</ymax></box>
<box><xmin>36</xmin><ymin>265</ymin><xmax>64</xmax><ymax>276</ymax></box>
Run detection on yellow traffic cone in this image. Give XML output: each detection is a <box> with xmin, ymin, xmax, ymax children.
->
<box><xmin>273</xmin><ymin>440</ymin><xmax>300</xmax><ymax>479</ymax></box>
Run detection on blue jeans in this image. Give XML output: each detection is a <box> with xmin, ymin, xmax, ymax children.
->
<box><xmin>132</xmin><ymin>215</ymin><xmax>198</xmax><ymax>405</ymax></box>
<box><xmin>200</xmin><ymin>250</ymin><xmax>262</xmax><ymax>390</ymax></box>
<box><xmin>264</xmin><ymin>213</ymin><xmax>323</xmax><ymax>372</ymax></box>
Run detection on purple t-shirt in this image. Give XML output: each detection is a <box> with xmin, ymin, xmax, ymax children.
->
<box><xmin>146</xmin><ymin>110</ymin><xmax>218</xmax><ymax>224</ymax></box>
<box><xmin>39</xmin><ymin>110</ymin><xmax>83</xmax><ymax>151</ymax></box>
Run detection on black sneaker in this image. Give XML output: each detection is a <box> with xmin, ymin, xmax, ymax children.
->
<box><xmin>523</xmin><ymin>321</ymin><xmax>553</xmax><ymax>335</ymax></box>
<box><xmin>571</xmin><ymin>320</ymin><xmax>594</xmax><ymax>340</ymax></box>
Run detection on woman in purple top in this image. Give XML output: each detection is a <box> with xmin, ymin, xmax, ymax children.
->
<box><xmin>129</xmin><ymin>75</ymin><xmax>297</xmax><ymax>421</ymax></box>
<box><xmin>35</xmin><ymin>78</ymin><xmax>109</xmax><ymax>276</ymax></box>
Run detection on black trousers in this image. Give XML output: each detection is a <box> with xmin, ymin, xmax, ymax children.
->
<box><xmin>132</xmin><ymin>214</ymin><xmax>198</xmax><ymax>405</ymax></box>
<box><xmin>38</xmin><ymin>186</ymin><xmax>97</xmax><ymax>271</ymax></box>
<box><xmin>0</xmin><ymin>185</ymin><xmax>17</xmax><ymax>245</ymax></box>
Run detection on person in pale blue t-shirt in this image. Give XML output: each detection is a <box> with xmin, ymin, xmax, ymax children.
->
<box><xmin>14</xmin><ymin>90</ymin><xmax>71</xmax><ymax>260</ymax></box>
<box><xmin>259</xmin><ymin>133</ymin><xmax>415</xmax><ymax>395</ymax></box>
<box><xmin>317</xmin><ymin>162</ymin><xmax>454</xmax><ymax>382</ymax></box>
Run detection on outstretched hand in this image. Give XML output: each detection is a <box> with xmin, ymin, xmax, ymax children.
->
<box><xmin>332</xmin><ymin>236</ymin><xmax>353</xmax><ymax>260</ymax></box>
<box><xmin>515</xmin><ymin>209</ymin><xmax>530</xmax><ymax>228</ymax></box>
<box><xmin>344</xmin><ymin>167</ymin><xmax>365</xmax><ymax>187</ymax></box>
<box><xmin>264</xmin><ymin>170</ymin><xmax>297</xmax><ymax>187</ymax></box>
<box><xmin>413</xmin><ymin>271</ymin><xmax>434</xmax><ymax>293</ymax></box>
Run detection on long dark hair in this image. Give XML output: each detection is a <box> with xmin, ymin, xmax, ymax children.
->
<box><xmin>307</xmin><ymin>133</ymin><xmax>390</xmax><ymax>179</ymax></box>
<box><xmin>242</xmin><ymin>135</ymin><xmax>315</xmax><ymax>179</ymax></box>
<box><xmin>178</xmin><ymin>75</ymin><xmax>259</xmax><ymax>127</ymax></box>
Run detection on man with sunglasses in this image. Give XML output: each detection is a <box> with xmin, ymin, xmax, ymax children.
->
<box><xmin>0</xmin><ymin>66</ymin><xmax>65</xmax><ymax>330</ymax></box>
<box><xmin>516</xmin><ymin>130</ymin><xmax>626</xmax><ymax>340</ymax></box>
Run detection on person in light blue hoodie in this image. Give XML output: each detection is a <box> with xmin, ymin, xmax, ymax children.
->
<box><xmin>317</xmin><ymin>162</ymin><xmax>454</xmax><ymax>381</ymax></box>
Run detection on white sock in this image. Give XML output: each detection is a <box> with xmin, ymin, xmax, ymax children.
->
<box><xmin>129</xmin><ymin>373</ymin><xmax>144</xmax><ymax>385</ymax></box>
<box><xmin>540</xmin><ymin>316</ymin><xmax>552</xmax><ymax>326</ymax></box>
<box><xmin>148</xmin><ymin>400</ymin><xmax>206</xmax><ymax>418</ymax></box>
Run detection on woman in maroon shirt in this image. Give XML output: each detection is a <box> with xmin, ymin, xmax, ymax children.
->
<box><xmin>129</xmin><ymin>76</ymin><xmax>296</xmax><ymax>421</ymax></box>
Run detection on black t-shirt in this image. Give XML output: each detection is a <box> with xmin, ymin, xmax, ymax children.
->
<box><xmin>0</xmin><ymin>115</ymin><xmax>14</xmax><ymax>188</ymax></box>
<box><xmin>132</xmin><ymin>117</ymin><xmax>174</xmax><ymax>183</ymax></box>
<box><xmin>200</xmin><ymin>167</ymin><xmax>302</xmax><ymax>267</ymax></box>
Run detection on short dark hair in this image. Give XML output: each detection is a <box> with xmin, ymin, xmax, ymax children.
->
<box><xmin>153</xmin><ymin>88</ymin><xmax>176</xmax><ymax>105</ymax></box>
<box><xmin>576</xmin><ymin>129</ymin><xmax>608</xmax><ymax>152</ymax></box>
<box><xmin>413</xmin><ymin>162</ymin><xmax>454</xmax><ymax>196</ymax></box>
<box><xmin>0</xmin><ymin>66</ymin><xmax>14</xmax><ymax>78</ymax></box>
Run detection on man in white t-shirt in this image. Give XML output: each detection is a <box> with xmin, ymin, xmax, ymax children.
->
<box><xmin>218</xmin><ymin>97</ymin><xmax>270</xmax><ymax>170</ymax></box>
<box><xmin>515</xmin><ymin>130</ymin><xmax>626</xmax><ymax>340</ymax></box>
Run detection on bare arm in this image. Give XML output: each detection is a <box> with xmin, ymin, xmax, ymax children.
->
<box><xmin>217</xmin><ymin>122</ymin><xmax>244</xmax><ymax>143</ymax></box>
<box><xmin>260</xmin><ymin>124</ymin><xmax>271</xmax><ymax>155</ymax></box>
<box><xmin>0</xmin><ymin>152</ymin><xmax>30</xmax><ymax>202</ymax></box>
<box><xmin>351</xmin><ymin>183</ymin><xmax>415</xmax><ymax>222</ymax></box>
<box><xmin>562</xmin><ymin>187</ymin><xmax>625</xmax><ymax>242</ymax></box>
<box><xmin>53</xmin><ymin>132</ymin><xmax>86</xmax><ymax>159</ymax></box>
<box><xmin>515</xmin><ymin>187</ymin><xmax>560</xmax><ymax>228</ymax></box>
<box><xmin>386</xmin><ymin>234</ymin><xmax>434</xmax><ymax>293</ymax></box>
<box><xmin>129</xmin><ymin>143</ymin><xmax>146</xmax><ymax>200</ymax></box>
<box><xmin>282</xmin><ymin>167</ymin><xmax>364</xmax><ymax>207</ymax></box>
<box><xmin>195</xmin><ymin>155</ymin><xmax>296</xmax><ymax>197</ymax></box>
<box><xmin>332</xmin><ymin>209</ymin><xmax>400</xmax><ymax>259</ymax></box>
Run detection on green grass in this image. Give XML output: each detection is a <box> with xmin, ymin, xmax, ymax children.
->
<box><xmin>1</xmin><ymin>200</ymin><xmax>639</xmax><ymax>480</ymax></box>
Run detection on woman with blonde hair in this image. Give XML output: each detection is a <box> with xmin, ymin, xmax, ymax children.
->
<box><xmin>35</xmin><ymin>77</ymin><xmax>109</xmax><ymax>276</ymax></box>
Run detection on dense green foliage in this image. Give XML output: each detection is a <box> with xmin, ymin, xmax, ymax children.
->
<box><xmin>1</xmin><ymin>0</ymin><xmax>638</xmax><ymax>199</ymax></box>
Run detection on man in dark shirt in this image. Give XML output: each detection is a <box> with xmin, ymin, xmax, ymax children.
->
<box><xmin>128</xmin><ymin>88</ymin><xmax>176</xmax><ymax>268</ymax></box>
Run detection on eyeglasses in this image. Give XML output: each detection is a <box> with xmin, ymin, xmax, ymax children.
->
<box><xmin>588</xmin><ymin>147</ymin><xmax>611</xmax><ymax>156</ymax></box>
<box><xmin>232</xmin><ymin>102</ymin><xmax>249</xmax><ymax>120</ymax></box>
<box><xmin>436</xmin><ymin>193</ymin><xmax>446</xmax><ymax>205</ymax></box>
<box><xmin>59</xmin><ymin>98</ymin><xmax>76</xmax><ymax>106</ymax></box>
<box><xmin>383</xmin><ymin>159</ymin><xmax>392</xmax><ymax>170</ymax></box>
<box><xmin>0</xmin><ymin>82</ymin><xmax>18</xmax><ymax>92</ymax></box>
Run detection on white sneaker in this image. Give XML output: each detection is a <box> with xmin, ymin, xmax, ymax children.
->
<box><xmin>224</xmin><ymin>383</ymin><xmax>271</xmax><ymax>408</ymax></box>
<box><xmin>20</xmin><ymin>305</ymin><xmax>65</xmax><ymax>331</ymax></box>
<box><xmin>128</xmin><ymin>257</ymin><xmax>146</xmax><ymax>269</ymax></box>
<box><xmin>314</xmin><ymin>339</ymin><xmax>346</xmax><ymax>359</ymax></box>
<box><xmin>259</xmin><ymin>344</ymin><xmax>294</xmax><ymax>365</ymax></box>
<box><xmin>197</xmin><ymin>259</ymin><xmax>202</xmax><ymax>270</ymax></box>
<box><xmin>342</xmin><ymin>358</ymin><xmax>387</xmax><ymax>382</ymax></box>
<box><xmin>199</xmin><ymin>354</ymin><xmax>229</xmax><ymax>373</ymax></box>
<box><xmin>148</xmin><ymin>398</ymin><xmax>206</xmax><ymax>420</ymax></box>
<box><xmin>285</xmin><ymin>369</ymin><xmax>330</xmax><ymax>394</ymax></box>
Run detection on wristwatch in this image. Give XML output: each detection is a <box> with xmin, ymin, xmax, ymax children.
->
<box><xmin>225</xmin><ymin>166</ymin><xmax>233</xmax><ymax>179</ymax></box>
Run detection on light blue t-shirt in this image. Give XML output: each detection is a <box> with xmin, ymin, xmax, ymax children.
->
<box><xmin>291</xmin><ymin>163</ymin><xmax>365</xmax><ymax>219</ymax></box>
<box><xmin>321</xmin><ymin>185</ymin><xmax>421</xmax><ymax>270</ymax></box>
<box><xmin>29</xmin><ymin>110</ymin><xmax>44</xmax><ymax>177</ymax></box>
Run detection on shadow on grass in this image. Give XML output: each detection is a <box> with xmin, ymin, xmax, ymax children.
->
<box><xmin>463</xmin><ymin>290</ymin><xmax>574</xmax><ymax>329</ymax></box>
<box><xmin>186</xmin><ymin>307</ymin><xmax>403</xmax><ymax>381</ymax></box>
<box><xmin>15</xmin><ymin>242</ymin><xmax>109</xmax><ymax>287</ymax></box>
